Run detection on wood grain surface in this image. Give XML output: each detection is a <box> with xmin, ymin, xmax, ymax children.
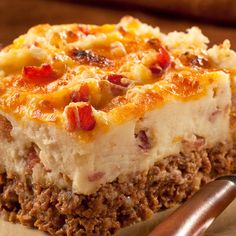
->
<box><xmin>88</xmin><ymin>0</ymin><xmax>236</xmax><ymax>23</ymax></box>
<box><xmin>0</xmin><ymin>0</ymin><xmax>236</xmax><ymax>50</ymax></box>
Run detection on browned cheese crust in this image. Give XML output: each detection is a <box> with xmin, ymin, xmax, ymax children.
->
<box><xmin>0</xmin><ymin>142</ymin><xmax>235</xmax><ymax>236</ymax></box>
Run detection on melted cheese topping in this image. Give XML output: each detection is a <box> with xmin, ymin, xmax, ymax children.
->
<box><xmin>0</xmin><ymin>16</ymin><xmax>229</xmax><ymax>141</ymax></box>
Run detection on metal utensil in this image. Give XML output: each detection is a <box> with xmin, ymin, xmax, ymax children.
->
<box><xmin>149</xmin><ymin>176</ymin><xmax>236</xmax><ymax>236</ymax></box>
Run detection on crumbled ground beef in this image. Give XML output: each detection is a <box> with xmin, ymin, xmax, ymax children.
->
<box><xmin>0</xmin><ymin>143</ymin><xmax>235</xmax><ymax>236</ymax></box>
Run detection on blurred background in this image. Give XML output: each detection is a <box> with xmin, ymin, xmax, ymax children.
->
<box><xmin>0</xmin><ymin>0</ymin><xmax>236</xmax><ymax>48</ymax></box>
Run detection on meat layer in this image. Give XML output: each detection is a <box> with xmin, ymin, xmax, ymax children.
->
<box><xmin>0</xmin><ymin>142</ymin><xmax>235</xmax><ymax>236</ymax></box>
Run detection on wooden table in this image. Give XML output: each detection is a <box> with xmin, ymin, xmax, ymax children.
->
<box><xmin>0</xmin><ymin>0</ymin><xmax>236</xmax><ymax>50</ymax></box>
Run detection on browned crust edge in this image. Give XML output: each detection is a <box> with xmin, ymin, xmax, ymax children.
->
<box><xmin>0</xmin><ymin>143</ymin><xmax>236</xmax><ymax>236</ymax></box>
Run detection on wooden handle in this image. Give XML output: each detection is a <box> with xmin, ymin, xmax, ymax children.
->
<box><xmin>149</xmin><ymin>176</ymin><xmax>236</xmax><ymax>236</ymax></box>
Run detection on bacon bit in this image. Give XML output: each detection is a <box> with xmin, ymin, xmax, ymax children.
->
<box><xmin>135</xmin><ymin>130</ymin><xmax>151</xmax><ymax>150</ymax></box>
<box><xmin>88</xmin><ymin>172</ymin><xmax>104</xmax><ymax>182</ymax></box>
<box><xmin>106</xmin><ymin>74</ymin><xmax>129</xmax><ymax>87</ymax></box>
<box><xmin>170</xmin><ymin>61</ymin><xmax>176</xmax><ymax>69</ymax></box>
<box><xmin>105</xmin><ymin>74</ymin><xmax>130</xmax><ymax>96</ymax></box>
<box><xmin>66</xmin><ymin>106</ymin><xmax>78</xmax><ymax>131</ymax></box>
<box><xmin>71</xmin><ymin>84</ymin><xmax>90</xmax><ymax>103</ymax></box>
<box><xmin>77</xmin><ymin>26</ymin><xmax>89</xmax><ymax>36</ymax></box>
<box><xmin>66</xmin><ymin>31</ymin><xmax>78</xmax><ymax>43</ymax></box>
<box><xmin>70</xmin><ymin>49</ymin><xmax>112</xmax><ymax>68</ymax></box>
<box><xmin>118</xmin><ymin>26</ymin><xmax>127</xmax><ymax>36</ymax></box>
<box><xmin>156</xmin><ymin>46</ymin><xmax>171</xmax><ymax>70</ymax></box>
<box><xmin>147</xmin><ymin>38</ymin><xmax>161</xmax><ymax>51</ymax></box>
<box><xmin>0</xmin><ymin>115</ymin><xmax>13</xmax><ymax>142</ymax></box>
<box><xmin>23</xmin><ymin>64</ymin><xmax>56</xmax><ymax>84</ymax></box>
<box><xmin>25</xmin><ymin>146</ymin><xmax>40</xmax><ymax>173</ymax></box>
<box><xmin>66</xmin><ymin>104</ymin><xmax>96</xmax><ymax>131</ymax></box>
<box><xmin>180</xmin><ymin>52</ymin><xmax>209</xmax><ymax>68</ymax></box>
<box><xmin>209</xmin><ymin>109</ymin><xmax>222</xmax><ymax>123</ymax></box>
<box><xmin>149</xmin><ymin>46</ymin><xmax>171</xmax><ymax>76</ymax></box>
<box><xmin>79</xmin><ymin>104</ymin><xmax>96</xmax><ymax>131</ymax></box>
<box><xmin>149</xmin><ymin>64</ymin><xmax>163</xmax><ymax>76</ymax></box>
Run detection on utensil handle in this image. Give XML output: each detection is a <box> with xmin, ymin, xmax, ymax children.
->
<box><xmin>149</xmin><ymin>176</ymin><xmax>236</xmax><ymax>236</ymax></box>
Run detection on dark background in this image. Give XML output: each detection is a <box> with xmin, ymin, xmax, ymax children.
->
<box><xmin>0</xmin><ymin>0</ymin><xmax>236</xmax><ymax>49</ymax></box>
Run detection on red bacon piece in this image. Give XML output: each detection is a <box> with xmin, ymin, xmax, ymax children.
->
<box><xmin>66</xmin><ymin>106</ymin><xmax>79</xmax><ymax>132</ymax></box>
<box><xmin>66</xmin><ymin>104</ymin><xmax>96</xmax><ymax>131</ymax></box>
<box><xmin>25</xmin><ymin>146</ymin><xmax>40</xmax><ymax>173</ymax></box>
<box><xmin>209</xmin><ymin>109</ymin><xmax>222</xmax><ymax>123</ymax></box>
<box><xmin>23</xmin><ymin>64</ymin><xmax>56</xmax><ymax>83</ymax></box>
<box><xmin>78</xmin><ymin>104</ymin><xmax>96</xmax><ymax>131</ymax></box>
<box><xmin>106</xmin><ymin>74</ymin><xmax>129</xmax><ymax>87</ymax></box>
<box><xmin>150</xmin><ymin>46</ymin><xmax>171</xmax><ymax>76</ymax></box>
<box><xmin>156</xmin><ymin>46</ymin><xmax>171</xmax><ymax>70</ymax></box>
<box><xmin>71</xmin><ymin>84</ymin><xmax>90</xmax><ymax>103</ymax></box>
<box><xmin>88</xmin><ymin>172</ymin><xmax>105</xmax><ymax>182</ymax></box>
<box><xmin>66</xmin><ymin>30</ymin><xmax>79</xmax><ymax>43</ymax></box>
<box><xmin>149</xmin><ymin>64</ymin><xmax>162</xmax><ymax>76</ymax></box>
<box><xmin>77</xmin><ymin>26</ymin><xmax>89</xmax><ymax>36</ymax></box>
<box><xmin>135</xmin><ymin>130</ymin><xmax>151</xmax><ymax>150</ymax></box>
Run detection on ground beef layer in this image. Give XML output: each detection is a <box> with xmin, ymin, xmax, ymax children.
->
<box><xmin>0</xmin><ymin>143</ymin><xmax>236</xmax><ymax>236</ymax></box>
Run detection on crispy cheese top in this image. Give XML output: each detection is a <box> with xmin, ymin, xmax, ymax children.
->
<box><xmin>0</xmin><ymin>17</ymin><xmax>230</xmax><ymax>139</ymax></box>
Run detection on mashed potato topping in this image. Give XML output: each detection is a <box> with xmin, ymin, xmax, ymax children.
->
<box><xmin>0</xmin><ymin>17</ymin><xmax>233</xmax><ymax>136</ymax></box>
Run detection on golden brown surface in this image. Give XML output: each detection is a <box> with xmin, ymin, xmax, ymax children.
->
<box><xmin>0</xmin><ymin>0</ymin><xmax>235</xmax><ymax>139</ymax></box>
<box><xmin>0</xmin><ymin>15</ymin><xmax>224</xmax><ymax>137</ymax></box>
